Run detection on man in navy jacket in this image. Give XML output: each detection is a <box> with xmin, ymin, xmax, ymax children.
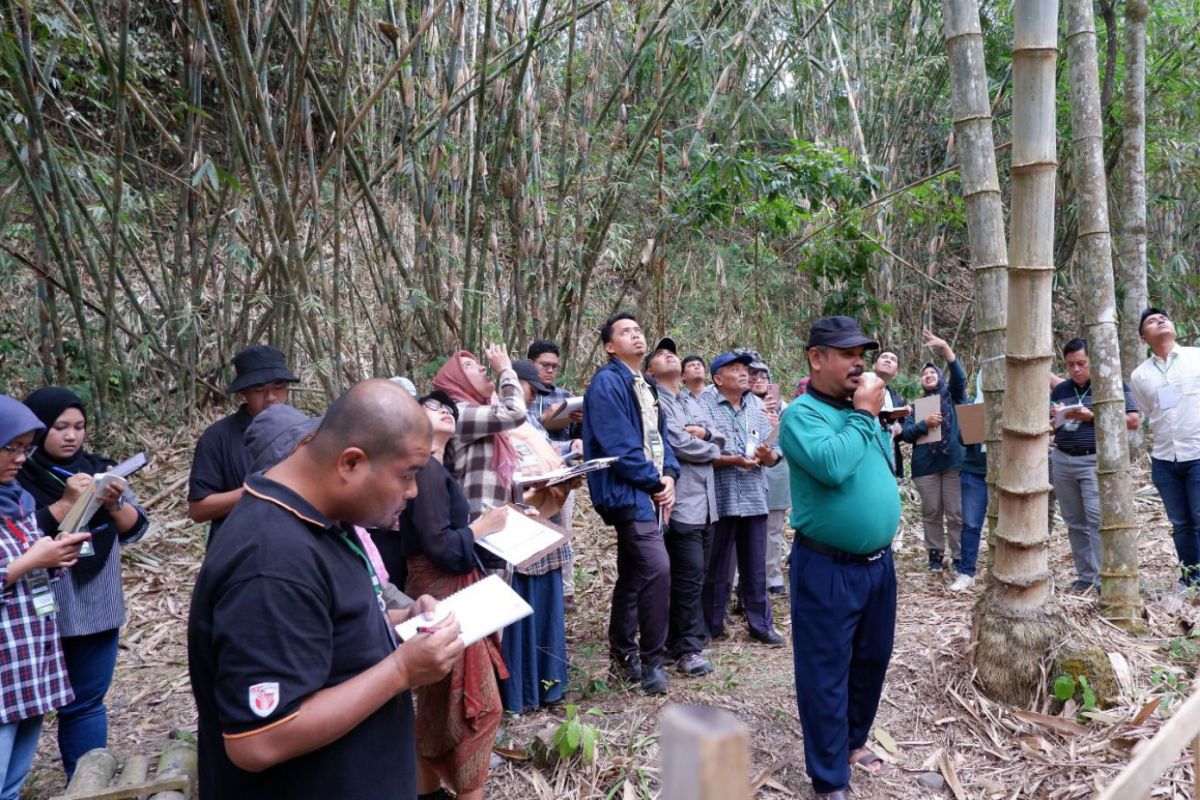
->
<box><xmin>583</xmin><ymin>313</ymin><xmax>680</xmax><ymax>695</ymax></box>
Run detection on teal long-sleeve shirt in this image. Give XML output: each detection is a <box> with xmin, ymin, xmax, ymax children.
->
<box><xmin>780</xmin><ymin>389</ymin><xmax>901</xmax><ymax>554</ymax></box>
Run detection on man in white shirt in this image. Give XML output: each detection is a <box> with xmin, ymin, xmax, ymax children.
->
<box><xmin>1129</xmin><ymin>307</ymin><xmax>1200</xmax><ymax>589</ymax></box>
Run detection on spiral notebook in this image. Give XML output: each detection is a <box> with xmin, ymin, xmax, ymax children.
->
<box><xmin>393</xmin><ymin>575</ymin><xmax>533</xmax><ymax>646</ymax></box>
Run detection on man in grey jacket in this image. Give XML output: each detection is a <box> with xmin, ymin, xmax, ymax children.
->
<box><xmin>645</xmin><ymin>338</ymin><xmax>723</xmax><ymax>676</ymax></box>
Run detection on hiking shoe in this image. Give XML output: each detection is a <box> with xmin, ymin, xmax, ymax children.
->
<box><xmin>928</xmin><ymin>549</ymin><xmax>944</xmax><ymax>572</ymax></box>
<box><xmin>609</xmin><ymin>653</ymin><xmax>642</xmax><ymax>684</ymax></box>
<box><xmin>1067</xmin><ymin>580</ymin><xmax>1097</xmax><ymax>595</ymax></box>
<box><xmin>641</xmin><ymin>664</ymin><xmax>669</xmax><ymax>695</ymax></box>
<box><xmin>767</xmin><ymin>585</ymin><xmax>787</xmax><ymax>596</ymax></box>
<box><xmin>749</xmin><ymin>627</ymin><xmax>786</xmax><ymax>647</ymax></box>
<box><xmin>948</xmin><ymin>574</ymin><xmax>975</xmax><ymax>593</ymax></box>
<box><xmin>676</xmin><ymin>653</ymin><xmax>714</xmax><ymax>677</ymax></box>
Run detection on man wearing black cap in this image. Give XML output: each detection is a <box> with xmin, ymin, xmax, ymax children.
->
<box><xmin>779</xmin><ymin>316</ymin><xmax>899</xmax><ymax>800</ymax></box>
<box><xmin>1130</xmin><ymin>307</ymin><xmax>1200</xmax><ymax>590</ymax></box>
<box><xmin>188</xmin><ymin>345</ymin><xmax>298</xmax><ymax>542</ymax></box>
<box><xmin>702</xmin><ymin>350</ymin><xmax>784</xmax><ymax>647</ymax></box>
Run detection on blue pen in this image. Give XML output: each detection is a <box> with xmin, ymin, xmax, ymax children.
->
<box><xmin>50</xmin><ymin>466</ymin><xmax>75</xmax><ymax>479</ymax></box>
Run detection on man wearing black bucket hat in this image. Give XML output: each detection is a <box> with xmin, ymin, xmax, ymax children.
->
<box><xmin>188</xmin><ymin>345</ymin><xmax>298</xmax><ymax>542</ymax></box>
<box><xmin>779</xmin><ymin>316</ymin><xmax>899</xmax><ymax>800</ymax></box>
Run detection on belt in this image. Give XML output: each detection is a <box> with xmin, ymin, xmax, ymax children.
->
<box><xmin>795</xmin><ymin>533</ymin><xmax>889</xmax><ymax>565</ymax></box>
<box><xmin>1057</xmin><ymin>446</ymin><xmax>1096</xmax><ymax>457</ymax></box>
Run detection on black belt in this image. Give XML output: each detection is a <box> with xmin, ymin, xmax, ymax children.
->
<box><xmin>1057</xmin><ymin>446</ymin><xmax>1096</xmax><ymax>457</ymax></box>
<box><xmin>795</xmin><ymin>533</ymin><xmax>889</xmax><ymax>565</ymax></box>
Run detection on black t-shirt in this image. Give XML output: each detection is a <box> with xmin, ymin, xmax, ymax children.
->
<box><xmin>187</xmin><ymin>473</ymin><xmax>415</xmax><ymax>800</ymax></box>
<box><xmin>188</xmin><ymin>407</ymin><xmax>254</xmax><ymax>541</ymax></box>
<box><xmin>1050</xmin><ymin>379</ymin><xmax>1138</xmax><ymax>451</ymax></box>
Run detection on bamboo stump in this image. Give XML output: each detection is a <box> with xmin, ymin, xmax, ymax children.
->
<box><xmin>51</xmin><ymin>737</ymin><xmax>197</xmax><ymax>800</ymax></box>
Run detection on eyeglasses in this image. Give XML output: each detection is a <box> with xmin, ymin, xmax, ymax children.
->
<box><xmin>0</xmin><ymin>443</ymin><xmax>36</xmax><ymax>459</ymax></box>
<box><xmin>422</xmin><ymin>400</ymin><xmax>455</xmax><ymax>415</ymax></box>
<box><xmin>535</xmin><ymin>360</ymin><xmax>560</xmax><ymax>372</ymax></box>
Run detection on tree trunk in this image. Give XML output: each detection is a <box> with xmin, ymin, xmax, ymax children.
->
<box><xmin>973</xmin><ymin>0</ymin><xmax>1063</xmax><ymax>705</ymax></box>
<box><xmin>1064</xmin><ymin>0</ymin><xmax>1142</xmax><ymax>628</ymax></box>
<box><xmin>941</xmin><ymin>0</ymin><xmax>1008</xmax><ymax>551</ymax></box>
<box><xmin>1116</xmin><ymin>0</ymin><xmax>1148</xmax><ymax>379</ymax></box>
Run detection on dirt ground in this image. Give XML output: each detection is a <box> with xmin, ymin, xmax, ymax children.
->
<box><xmin>21</xmin><ymin>436</ymin><xmax>1200</xmax><ymax>799</ymax></box>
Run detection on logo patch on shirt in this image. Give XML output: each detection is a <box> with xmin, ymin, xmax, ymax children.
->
<box><xmin>248</xmin><ymin>682</ymin><xmax>280</xmax><ymax>718</ymax></box>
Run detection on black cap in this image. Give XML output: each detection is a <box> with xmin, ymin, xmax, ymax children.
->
<box><xmin>512</xmin><ymin>360</ymin><xmax>551</xmax><ymax>394</ymax></box>
<box><xmin>805</xmin><ymin>316</ymin><xmax>879</xmax><ymax>350</ymax></box>
<box><xmin>642</xmin><ymin>336</ymin><xmax>678</xmax><ymax>371</ymax></box>
<box><xmin>1139</xmin><ymin>307</ymin><xmax>1170</xmax><ymax>335</ymax></box>
<box><xmin>228</xmin><ymin>345</ymin><xmax>299</xmax><ymax>394</ymax></box>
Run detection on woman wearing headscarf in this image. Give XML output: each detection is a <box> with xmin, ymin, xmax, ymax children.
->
<box><xmin>901</xmin><ymin>331</ymin><xmax>967</xmax><ymax>573</ymax></box>
<box><xmin>0</xmin><ymin>395</ymin><xmax>89</xmax><ymax>799</ymax></box>
<box><xmin>17</xmin><ymin>388</ymin><xmax>149</xmax><ymax>778</ymax></box>
<box><xmin>433</xmin><ymin>345</ymin><xmax>527</xmax><ymax>514</ymax></box>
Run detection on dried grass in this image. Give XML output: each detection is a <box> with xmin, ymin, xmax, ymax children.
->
<box><xmin>20</xmin><ymin>440</ymin><xmax>1200</xmax><ymax>799</ymax></box>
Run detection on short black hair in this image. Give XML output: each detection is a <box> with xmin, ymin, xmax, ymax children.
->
<box><xmin>526</xmin><ymin>339</ymin><xmax>560</xmax><ymax>361</ymax></box>
<box><xmin>681</xmin><ymin>354</ymin><xmax>706</xmax><ymax>371</ymax></box>
<box><xmin>1140</xmin><ymin>307</ymin><xmax>1170</xmax><ymax>334</ymax></box>
<box><xmin>1063</xmin><ymin>337</ymin><xmax>1088</xmax><ymax>357</ymax></box>
<box><xmin>600</xmin><ymin>312</ymin><xmax>637</xmax><ymax>344</ymax></box>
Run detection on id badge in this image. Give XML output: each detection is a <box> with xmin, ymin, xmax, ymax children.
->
<box><xmin>1158</xmin><ymin>384</ymin><xmax>1179</xmax><ymax>410</ymax></box>
<box><xmin>78</xmin><ymin>539</ymin><xmax>94</xmax><ymax>557</ymax></box>
<box><xmin>513</xmin><ymin>440</ymin><xmax>539</xmax><ymax>468</ymax></box>
<box><xmin>745</xmin><ymin>429</ymin><xmax>760</xmax><ymax>458</ymax></box>
<box><xmin>26</xmin><ymin>569</ymin><xmax>57</xmax><ymax>617</ymax></box>
<box><xmin>649</xmin><ymin>431</ymin><xmax>665</xmax><ymax>467</ymax></box>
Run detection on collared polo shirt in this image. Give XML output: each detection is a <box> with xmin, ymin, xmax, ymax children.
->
<box><xmin>188</xmin><ymin>406</ymin><xmax>254</xmax><ymax>542</ymax></box>
<box><xmin>1050</xmin><ymin>378</ymin><xmax>1138</xmax><ymax>452</ymax></box>
<box><xmin>188</xmin><ymin>473</ymin><xmax>414</xmax><ymax>800</ymax></box>
<box><xmin>703</xmin><ymin>391</ymin><xmax>775</xmax><ymax>518</ymax></box>
<box><xmin>1130</xmin><ymin>344</ymin><xmax>1200</xmax><ymax>462</ymax></box>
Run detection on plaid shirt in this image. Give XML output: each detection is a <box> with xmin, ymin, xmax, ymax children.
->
<box><xmin>529</xmin><ymin>385</ymin><xmax>578</xmax><ymax>442</ymax></box>
<box><xmin>703</xmin><ymin>391</ymin><xmax>777</xmax><ymax>518</ymax></box>
<box><xmin>0</xmin><ymin>513</ymin><xmax>74</xmax><ymax>724</ymax></box>
<box><xmin>448</xmin><ymin>368</ymin><xmax>528</xmax><ymax>516</ymax></box>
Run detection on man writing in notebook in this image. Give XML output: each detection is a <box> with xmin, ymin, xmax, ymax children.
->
<box><xmin>188</xmin><ymin>380</ymin><xmax>463</xmax><ymax>800</ymax></box>
<box><xmin>583</xmin><ymin>313</ymin><xmax>680</xmax><ymax>695</ymax></box>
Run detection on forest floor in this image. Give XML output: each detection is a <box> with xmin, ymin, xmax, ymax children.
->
<box><xmin>20</xmin><ymin>420</ymin><xmax>1200</xmax><ymax>800</ymax></box>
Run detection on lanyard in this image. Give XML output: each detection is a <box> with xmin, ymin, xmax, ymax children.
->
<box><xmin>722</xmin><ymin>402</ymin><xmax>749</xmax><ymax>437</ymax></box>
<box><xmin>4</xmin><ymin>517</ymin><xmax>28</xmax><ymax>544</ymax></box>
<box><xmin>337</xmin><ymin>530</ymin><xmax>383</xmax><ymax>602</ymax></box>
<box><xmin>1154</xmin><ymin>352</ymin><xmax>1176</xmax><ymax>377</ymax></box>
<box><xmin>1072</xmin><ymin>383</ymin><xmax>1091</xmax><ymax>405</ymax></box>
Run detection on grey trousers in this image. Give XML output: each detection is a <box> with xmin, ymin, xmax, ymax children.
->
<box><xmin>913</xmin><ymin>470</ymin><xmax>962</xmax><ymax>560</ymax></box>
<box><xmin>766</xmin><ymin>508</ymin><xmax>789</xmax><ymax>589</ymax></box>
<box><xmin>1050</xmin><ymin>449</ymin><xmax>1101</xmax><ymax>586</ymax></box>
<box><xmin>561</xmin><ymin>491</ymin><xmax>576</xmax><ymax>595</ymax></box>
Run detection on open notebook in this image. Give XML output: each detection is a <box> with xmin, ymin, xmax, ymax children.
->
<box><xmin>476</xmin><ymin>506</ymin><xmax>570</xmax><ymax>568</ymax></box>
<box><xmin>393</xmin><ymin>575</ymin><xmax>533</xmax><ymax>646</ymax></box>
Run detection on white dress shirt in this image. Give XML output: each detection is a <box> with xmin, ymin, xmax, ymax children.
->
<box><xmin>1130</xmin><ymin>344</ymin><xmax>1200</xmax><ymax>462</ymax></box>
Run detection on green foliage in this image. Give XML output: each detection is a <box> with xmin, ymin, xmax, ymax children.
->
<box><xmin>551</xmin><ymin>705</ymin><xmax>602</xmax><ymax>763</ymax></box>
<box><xmin>1052</xmin><ymin>673</ymin><xmax>1097</xmax><ymax>713</ymax></box>
<box><xmin>1149</xmin><ymin>665</ymin><xmax>1191</xmax><ymax>713</ymax></box>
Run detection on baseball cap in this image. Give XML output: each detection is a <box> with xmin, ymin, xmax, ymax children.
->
<box><xmin>805</xmin><ymin>317</ymin><xmax>879</xmax><ymax>350</ymax></box>
<box><xmin>709</xmin><ymin>351</ymin><xmax>755</xmax><ymax>374</ymax></box>
<box><xmin>642</xmin><ymin>336</ymin><xmax>678</xmax><ymax>370</ymax></box>
<box><xmin>512</xmin><ymin>360</ymin><xmax>551</xmax><ymax>393</ymax></box>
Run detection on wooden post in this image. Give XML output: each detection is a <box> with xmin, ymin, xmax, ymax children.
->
<box><xmin>1098</xmin><ymin>687</ymin><xmax>1200</xmax><ymax>799</ymax></box>
<box><xmin>660</xmin><ymin>704</ymin><xmax>750</xmax><ymax>800</ymax></box>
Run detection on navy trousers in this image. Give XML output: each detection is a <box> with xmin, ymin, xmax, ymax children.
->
<box><xmin>704</xmin><ymin>514</ymin><xmax>772</xmax><ymax>639</ymax></box>
<box><xmin>790</xmin><ymin>542</ymin><xmax>896</xmax><ymax>795</ymax></box>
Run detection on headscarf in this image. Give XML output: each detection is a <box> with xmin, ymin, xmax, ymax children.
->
<box><xmin>433</xmin><ymin>351</ymin><xmax>520</xmax><ymax>492</ymax></box>
<box><xmin>0</xmin><ymin>395</ymin><xmax>46</xmax><ymax>521</ymax></box>
<box><xmin>20</xmin><ymin>387</ymin><xmax>120</xmax><ymax>583</ymax></box>
<box><xmin>921</xmin><ymin>362</ymin><xmax>953</xmax><ymax>456</ymax></box>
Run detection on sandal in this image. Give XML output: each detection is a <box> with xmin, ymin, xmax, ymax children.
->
<box><xmin>850</xmin><ymin>749</ymin><xmax>888</xmax><ymax>776</ymax></box>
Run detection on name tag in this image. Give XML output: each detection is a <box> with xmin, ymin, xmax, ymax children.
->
<box><xmin>26</xmin><ymin>570</ymin><xmax>57</xmax><ymax>617</ymax></box>
<box><xmin>1158</xmin><ymin>384</ymin><xmax>1179</xmax><ymax>410</ymax></box>
<box><xmin>745</xmin><ymin>429</ymin><xmax>760</xmax><ymax>458</ymax></box>
<box><xmin>513</xmin><ymin>441</ymin><xmax>539</xmax><ymax>468</ymax></box>
<box><xmin>649</xmin><ymin>431</ymin><xmax>664</xmax><ymax>467</ymax></box>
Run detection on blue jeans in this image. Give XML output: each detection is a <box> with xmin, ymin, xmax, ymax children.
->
<box><xmin>1151</xmin><ymin>458</ymin><xmax>1200</xmax><ymax>586</ymax></box>
<box><xmin>0</xmin><ymin>716</ymin><xmax>44</xmax><ymax>800</ymax></box>
<box><xmin>959</xmin><ymin>472</ymin><xmax>987</xmax><ymax>578</ymax></box>
<box><xmin>58</xmin><ymin>629</ymin><xmax>121</xmax><ymax>778</ymax></box>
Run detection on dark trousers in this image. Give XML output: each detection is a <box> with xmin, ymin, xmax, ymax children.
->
<box><xmin>790</xmin><ymin>543</ymin><xmax>896</xmax><ymax>795</ymax></box>
<box><xmin>609</xmin><ymin>519</ymin><xmax>670</xmax><ymax>667</ymax></box>
<box><xmin>58</xmin><ymin>628</ymin><xmax>120</xmax><ymax>778</ymax></box>
<box><xmin>704</xmin><ymin>514</ymin><xmax>772</xmax><ymax>638</ymax></box>
<box><xmin>665</xmin><ymin>519</ymin><xmax>713</xmax><ymax>658</ymax></box>
<box><xmin>1152</xmin><ymin>457</ymin><xmax>1200</xmax><ymax>585</ymax></box>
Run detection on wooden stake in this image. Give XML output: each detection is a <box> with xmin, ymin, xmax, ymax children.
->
<box><xmin>660</xmin><ymin>704</ymin><xmax>750</xmax><ymax>800</ymax></box>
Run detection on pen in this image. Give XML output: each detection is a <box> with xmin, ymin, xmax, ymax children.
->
<box><xmin>416</xmin><ymin>625</ymin><xmax>444</xmax><ymax>635</ymax></box>
<box><xmin>51</xmin><ymin>466</ymin><xmax>75</xmax><ymax>479</ymax></box>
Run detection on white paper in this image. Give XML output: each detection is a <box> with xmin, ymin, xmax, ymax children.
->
<box><xmin>394</xmin><ymin>575</ymin><xmax>533</xmax><ymax>646</ymax></box>
<box><xmin>549</xmin><ymin>396</ymin><xmax>584</xmax><ymax>421</ymax></box>
<box><xmin>762</xmin><ymin>421</ymin><xmax>781</xmax><ymax>448</ymax></box>
<box><xmin>476</xmin><ymin>507</ymin><xmax>566</xmax><ymax>565</ymax></box>
<box><xmin>1053</xmin><ymin>404</ymin><xmax>1085</xmax><ymax>429</ymax></box>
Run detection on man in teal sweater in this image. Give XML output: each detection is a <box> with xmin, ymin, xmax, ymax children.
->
<box><xmin>780</xmin><ymin>316</ymin><xmax>901</xmax><ymax>800</ymax></box>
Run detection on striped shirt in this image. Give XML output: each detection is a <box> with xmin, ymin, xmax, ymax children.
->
<box><xmin>1050</xmin><ymin>379</ymin><xmax>1138</xmax><ymax>453</ymax></box>
<box><xmin>703</xmin><ymin>390</ymin><xmax>777</xmax><ymax>518</ymax></box>
<box><xmin>0</xmin><ymin>512</ymin><xmax>74</xmax><ymax>723</ymax></box>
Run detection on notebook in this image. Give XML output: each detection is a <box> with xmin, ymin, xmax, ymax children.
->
<box><xmin>476</xmin><ymin>506</ymin><xmax>571</xmax><ymax>568</ymax></box>
<box><xmin>393</xmin><ymin>575</ymin><xmax>533</xmax><ymax>646</ymax></box>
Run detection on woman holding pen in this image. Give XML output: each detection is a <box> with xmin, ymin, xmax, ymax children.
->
<box><xmin>18</xmin><ymin>388</ymin><xmax>149</xmax><ymax>779</ymax></box>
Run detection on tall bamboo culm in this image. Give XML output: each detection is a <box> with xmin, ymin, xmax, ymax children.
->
<box><xmin>1116</xmin><ymin>0</ymin><xmax>1150</xmax><ymax>380</ymax></box>
<box><xmin>973</xmin><ymin>0</ymin><xmax>1062</xmax><ymax>705</ymax></box>
<box><xmin>1064</xmin><ymin>0</ymin><xmax>1142</xmax><ymax>628</ymax></box>
<box><xmin>940</xmin><ymin>0</ymin><xmax>1008</xmax><ymax>550</ymax></box>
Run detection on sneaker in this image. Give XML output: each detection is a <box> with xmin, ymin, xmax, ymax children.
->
<box><xmin>1067</xmin><ymin>580</ymin><xmax>1097</xmax><ymax>595</ymax></box>
<box><xmin>641</xmin><ymin>664</ymin><xmax>669</xmax><ymax>695</ymax></box>
<box><xmin>928</xmin><ymin>549</ymin><xmax>944</xmax><ymax>572</ymax></box>
<box><xmin>948</xmin><ymin>574</ymin><xmax>975</xmax><ymax>593</ymax></box>
<box><xmin>749</xmin><ymin>628</ymin><xmax>786</xmax><ymax>647</ymax></box>
<box><xmin>676</xmin><ymin>653</ymin><xmax>714</xmax><ymax>677</ymax></box>
<box><xmin>767</xmin><ymin>585</ymin><xmax>787</xmax><ymax>596</ymax></box>
<box><xmin>609</xmin><ymin>653</ymin><xmax>642</xmax><ymax>684</ymax></box>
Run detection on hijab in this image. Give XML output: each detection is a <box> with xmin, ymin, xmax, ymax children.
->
<box><xmin>0</xmin><ymin>395</ymin><xmax>44</xmax><ymax>521</ymax></box>
<box><xmin>920</xmin><ymin>362</ymin><xmax>953</xmax><ymax>457</ymax></box>
<box><xmin>19</xmin><ymin>387</ymin><xmax>118</xmax><ymax>583</ymax></box>
<box><xmin>433</xmin><ymin>351</ymin><xmax>520</xmax><ymax>492</ymax></box>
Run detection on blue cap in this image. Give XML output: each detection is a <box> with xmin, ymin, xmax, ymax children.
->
<box><xmin>709</xmin><ymin>351</ymin><xmax>755</xmax><ymax>375</ymax></box>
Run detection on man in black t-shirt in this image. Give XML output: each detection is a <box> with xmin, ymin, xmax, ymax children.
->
<box><xmin>188</xmin><ymin>380</ymin><xmax>464</xmax><ymax>800</ymax></box>
<box><xmin>1050</xmin><ymin>338</ymin><xmax>1140</xmax><ymax>593</ymax></box>
<box><xmin>188</xmin><ymin>345</ymin><xmax>297</xmax><ymax>541</ymax></box>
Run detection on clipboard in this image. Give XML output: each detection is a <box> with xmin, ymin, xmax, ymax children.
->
<box><xmin>956</xmin><ymin>402</ymin><xmax>985</xmax><ymax>445</ymax></box>
<box><xmin>548</xmin><ymin>396</ymin><xmax>584</xmax><ymax>421</ymax></box>
<box><xmin>476</xmin><ymin>505</ymin><xmax>573</xmax><ymax>569</ymax></box>
<box><xmin>913</xmin><ymin>396</ymin><xmax>942</xmax><ymax>444</ymax></box>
